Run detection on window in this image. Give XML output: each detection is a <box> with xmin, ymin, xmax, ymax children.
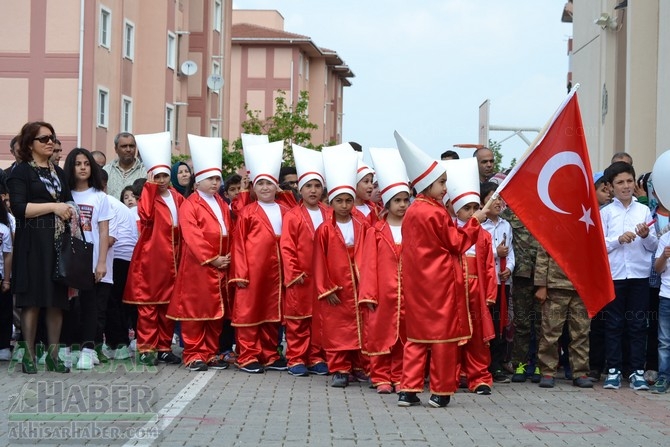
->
<box><xmin>211</xmin><ymin>123</ymin><xmax>219</xmax><ymax>138</ymax></box>
<box><xmin>121</xmin><ymin>96</ymin><xmax>133</xmax><ymax>132</ymax></box>
<box><xmin>305</xmin><ymin>58</ymin><xmax>309</xmax><ymax>80</ymax></box>
<box><xmin>165</xmin><ymin>104</ymin><xmax>175</xmax><ymax>137</ymax></box>
<box><xmin>124</xmin><ymin>20</ymin><xmax>135</xmax><ymax>60</ymax></box>
<box><xmin>211</xmin><ymin>61</ymin><xmax>221</xmax><ymax>94</ymax></box>
<box><xmin>167</xmin><ymin>32</ymin><xmax>176</xmax><ymax>69</ymax></box>
<box><xmin>97</xmin><ymin>87</ymin><xmax>109</xmax><ymax>128</ymax></box>
<box><xmin>299</xmin><ymin>54</ymin><xmax>303</xmax><ymax>77</ymax></box>
<box><xmin>214</xmin><ymin>0</ymin><xmax>222</xmax><ymax>32</ymax></box>
<box><xmin>99</xmin><ymin>6</ymin><xmax>111</xmax><ymax>48</ymax></box>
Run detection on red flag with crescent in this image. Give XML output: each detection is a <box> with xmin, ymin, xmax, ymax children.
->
<box><xmin>495</xmin><ymin>89</ymin><xmax>614</xmax><ymax>317</ymax></box>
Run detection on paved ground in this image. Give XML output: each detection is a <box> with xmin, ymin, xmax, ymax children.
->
<box><xmin>2</xmin><ymin>357</ymin><xmax>670</xmax><ymax>446</ymax></box>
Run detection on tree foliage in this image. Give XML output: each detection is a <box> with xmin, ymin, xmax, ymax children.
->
<box><xmin>489</xmin><ymin>139</ymin><xmax>504</xmax><ymax>174</ymax></box>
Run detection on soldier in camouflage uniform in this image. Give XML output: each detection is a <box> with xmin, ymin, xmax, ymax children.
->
<box><xmin>534</xmin><ymin>246</ymin><xmax>592</xmax><ymax>388</ymax></box>
<box><xmin>503</xmin><ymin>207</ymin><xmax>542</xmax><ymax>382</ymax></box>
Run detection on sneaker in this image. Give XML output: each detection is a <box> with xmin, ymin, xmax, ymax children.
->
<box><xmin>474</xmin><ymin>384</ymin><xmax>492</xmax><ymax>395</ymax></box>
<box><xmin>188</xmin><ymin>360</ymin><xmax>208</xmax><ymax>372</ymax></box>
<box><xmin>629</xmin><ymin>370</ymin><xmax>649</xmax><ymax>391</ymax></box>
<box><xmin>531</xmin><ymin>366</ymin><xmax>542</xmax><ymax>383</ymax></box>
<box><xmin>539</xmin><ymin>375</ymin><xmax>555</xmax><ymax>388</ymax></box>
<box><xmin>138</xmin><ymin>352</ymin><xmax>158</xmax><ymax>366</ymax></box>
<box><xmin>428</xmin><ymin>394</ymin><xmax>450</xmax><ymax>408</ymax></box>
<box><xmin>114</xmin><ymin>346</ymin><xmax>131</xmax><ymax>360</ymax></box>
<box><xmin>76</xmin><ymin>350</ymin><xmax>95</xmax><ymax>370</ymax></box>
<box><xmin>240</xmin><ymin>361</ymin><xmax>264</xmax><ymax>374</ymax></box>
<box><xmin>644</xmin><ymin>370</ymin><xmax>658</xmax><ymax>385</ymax></box>
<box><xmin>377</xmin><ymin>384</ymin><xmax>393</xmax><ymax>394</ymax></box>
<box><xmin>59</xmin><ymin>347</ymin><xmax>72</xmax><ymax>369</ymax></box>
<box><xmin>0</xmin><ymin>348</ymin><xmax>11</xmax><ymax>361</ymax></box>
<box><xmin>222</xmin><ymin>350</ymin><xmax>238</xmax><ymax>364</ymax></box>
<box><xmin>307</xmin><ymin>362</ymin><xmax>329</xmax><ymax>375</ymax></box>
<box><xmin>397</xmin><ymin>391</ymin><xmax>421</xmax><ymax>407</ymax></box>
<box><xmin>207</xmin><ymin>358</ymin><xmax>229</xmax><ymax>370</ymax></box>
<box><xmin>603</xmin><ymin>368</ymin><xmax>622</xmax><ymax>389</ymax></box>
<box><xmin>651</xmin><ymin>377</ymin><xmax>669</xmax><ymax>394</ymax></box>
<box><xmin>288</xmin><ymin>364</ymin><xmax>309</xmax><ymax>377</ymax></box>
<box><xmin>266</xmin><ymin>358</ymin><xmax>288</xmax><ymax>371</ymax></box>
<box><xmin>492</xmin><ymin>370</ymin><xmax>511</xmax><ymax>383</ymax></box>
<box><xmin>573</xmin><ymin>376</ymin><xmax>594</xmax><ymax>388</ymax></box>
<box><xmin>511</xmin><ymin>363</ymin><xmax>528</xmax><ymax>383</ymax></box>
<box><xmin>350</xmin><ymin>370</ymin><xmax>369</xmax><ymax>383</ymax></box>
<box><xmin>82</xmin><ymin>348</ymin><xmax>100</xmax><ymax>365</ymax></box>
<box><xmin>158</xmin><ymin>351</ymin><xmax>182</xmax><ymax>364</ymax></box>
<box><xmin>331</xmin><ymin>372</ymin><xmax>349</xmax><ymax>388</ymax></box>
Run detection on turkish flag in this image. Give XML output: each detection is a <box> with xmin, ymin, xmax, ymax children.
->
<box><xmin>496</xmin><ymin>89</ymin><xmax>614</xmax><ymax>317</ymax></box>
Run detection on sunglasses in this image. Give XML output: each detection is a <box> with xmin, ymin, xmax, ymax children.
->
<box><xmin>34</xmin><ymin>134</ymin><xmax>57</xmax><ymax>144</ymax></box>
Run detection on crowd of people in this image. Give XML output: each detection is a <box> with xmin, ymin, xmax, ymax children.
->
<box><xmin>2</xmin><ymin>121</ymin><xmax>669</xmax><ymax>409</ymax></box>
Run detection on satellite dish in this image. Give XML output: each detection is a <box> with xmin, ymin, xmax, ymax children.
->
<box><xmin>180</xmin><ymin>60</ymin><xmax>198</xmax><ymax>76</ymax></box>
<box><xmin>207</xmin><ymin>74</ymin><xmax>224</xmax><ymax>91</ymax></box>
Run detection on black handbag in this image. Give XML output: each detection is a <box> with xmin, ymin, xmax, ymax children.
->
<box><xmin>53</xmin><ymin>221</ymin><xmax>95</xmax><ymax>291</ymax></box>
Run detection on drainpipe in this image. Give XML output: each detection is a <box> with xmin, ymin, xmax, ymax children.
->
<box><xmin>76</xmin><ymin>0</ymin><xmax>85</xmax><ymax>146</ymax></box>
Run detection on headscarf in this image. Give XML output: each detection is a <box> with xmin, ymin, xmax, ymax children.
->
<box><xmin>170</xmin><ymin>161</ymin><xmax>191</xmax><ymax>197</ymax></box>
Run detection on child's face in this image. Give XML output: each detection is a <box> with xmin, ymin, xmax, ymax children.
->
<box><xmin>356</xmin><ymin>174</ymin><xmax>374</xmax><ymax>202</ymax></box>
<box><xmin>456</xmin><ymin>202</ymin><xmax>480</xmax><ymax>221</ymax></box>
<box><xmin>224</xmin><ymin>182</ymin><xmax>241</xmax><ymax>200</ymax></box>
<box><xmin>331</xmin><ymin>193</ymin><xmax>354</xmax><ymax>222</ymax></box>
<box><xmin>197</xmin><ymin>175</ymin><xmax>222</xmax><ymax>196</ymax></box>
<box><xmin>610</xmin><ymin>172</ymin><xmax>635</xmax><ymax>203</ymax></box>
<box><xmin>482</xmin><ymin>191</ymin><xmax>503</xmax><ymax>217</ymax></box>
<box><xmin>153</xmin><ymin>173</ymin><xmax>171</xmax><ymax>193</ymax></box>
<box><xmin>253</xmin><ymin>179</ymin><xmax>277</xmax><ymax>203</ymax></box>
<box><xmin>122</xmin><ymin>190</ymin><xmax>137</xmax><ymax>208</ymax></box>
<box><xmin>424</xmin><ymin>173</ymin><xmax>447</xmax><ymax>201</ymax></box>
<box><xmin>300</xmin><ymin>179</ymin><xmax>323</xmax><ymax>208</ymax></box>
<box><xmin>595</xmin><ymin>182</ymin><xmax>611</xmax><ymax>206</ymax></box>
<box><xmin>371</xmin><ymin>181</ymin><xmax>381</xmax><ymax>204</ymax></box>
<box><xmin>386</xmin><ymin>192</ymin><xmax>410</xmax><ymax>218</ymax></box>
<box><xmin>74</xmin><ymin>154</ymin><xmax>91</xmax><ymax>184</ymax></box>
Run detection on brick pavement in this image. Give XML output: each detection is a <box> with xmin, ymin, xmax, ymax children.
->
<box><xmin>1</xmin><ymin>359</ymin><xmax>669</xmax><ymax>446</ymax></box>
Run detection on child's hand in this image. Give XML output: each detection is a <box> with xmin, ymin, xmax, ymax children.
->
<box><xmin>635</xmin><ymin>223</ymin><xmax>650</xmax><ymax>238</ymax></box>
<box><xmin>535</xmin><ymin>286</ymin><xmax>547</xmax><ymax>303</ymax></box>
<box><xmin>662</xmin><ymin>245</ymin><xmax>670</xmax><ymax>260</ymax></box>
<box><xmin>499</xmin><ymin>268</ymin><xmax>511</xmax><ymax>282</ymax></box>
<box><xmin>618</xmin><ymin>231</ymin><xmax>636</xmax><ymax>244</ymax></box>
<box><xmin>326</xmin><ymin>294</ymin><xmax>340</xmax><ymax>306</ymax></box>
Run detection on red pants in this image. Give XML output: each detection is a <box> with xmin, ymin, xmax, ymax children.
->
<box><xmin>459</xmin><ymin>339</ymin><xmax>493</xmax><ymax>391</ymax></box>
<box><xmin>236</xmin><ymin>322</ymin><xmax>280</xmax><ymax>367</ymax></box>
<box><xmin>369</xmin><ymin>339</ymin><xmax>404</xmax><ymax>386</ymax></box>
<box><xmin>285</xmin><ymin>317</ymin><xmax>325</xmax><ymax>367</ymax></box>
<box><xmin>325</xmin><ymin>349</ymin><xmax>365</xmax><ymax>374</ymax></box>
<box><xmin>136</xmin><ymin>303</ymin><xmax>174</xmax><ymax>353</ymax></box>
<box><xmin>181</xmin><ymin>319</ymin><xmax>223</xmax><ymax>366</ymax></box>
<box><xmin>400</xmin><ymin>341</ymin><xmax>458</xmax><ymax>395</ymax></box>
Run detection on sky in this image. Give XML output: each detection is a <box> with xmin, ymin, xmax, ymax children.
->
<box><xmin>233</xmin><ymin>0</ymin><xmax>573</xmax><ymax>168</ymax></box>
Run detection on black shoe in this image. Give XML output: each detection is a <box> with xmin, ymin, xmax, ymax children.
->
<box><xmin>240</xmin><ymin>361</ymin><xmax>265</xmax><ymax>374</ymax></box>
<box><xmin>22</xmin><ymin>359</ymin><xmax>37</xmax><ymax>374</ymax></box>
<box><xmin>265</xmin><ymin>358</ymin><xmax>288</xmax><ymax>371</ymax></box>
<box><xmin>492</xmin><ymin>371</ymin><xmax>511</xmax><ymax>383</ymax></box>
<box><xmin>539</xmin><ymin>375</ymin><xmax>555</xmax><ymax>388</ymax></box>
<box><xmin>188</xmin><ymin>360</ymin><xmax>208</xmax><ymax>372</ymax></box>
<box><xmin>331</xmin><ymin>373</ymin><xmax>349</xmax><ymax>388</ymax></box>
<box><xmin>458</xmin><ymin>376</ymin><xmax>468</xmax><ymax>389</ymax></box>
<box><xmin>397</xmin><ymin>392</ymin><xmax>421</xmax><ymax>407</ymax></box>
<box><xmin>474</xmin><ymin>384</ymin><xmax>491</xmax><ymax>395</ymax></box>
<box><xmin>428</xmin><ymin>394</ymin><xmax>450</xmax><ymax>408</ymax></box>
<box><xmin>45</xmin><ymin>355</ymin><xmax>70</xmax><ymax>373</ymax></box>
<box><xmin>207</xmin><ymin>358</ymin><xmax>229</xmax><ymax>370</ymax></box>
<box><xmin>572</xmin><ymin>376</ymin><xmax>594</xmax><ymax>388</ymax></box>
<box><xmin>158</xmin><ymin>351</ymin><xmax>182</xmax><ymax>364</ymax></box>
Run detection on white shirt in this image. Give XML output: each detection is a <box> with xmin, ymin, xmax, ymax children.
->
<box><xmin>198</xmin><ymin>190</ymin><xmax>227</xmax><ymax>235</ymax></box>
<box><xmin>601</xmin><ymin>197</ymin><xmax>658</xmax><ymax>279</ymax></box>
<box><xmin>0</xmin><ymin>222</ymin><xmax>12</xmax><ymax>278</ymax></box>
<box><xmin>259</xmin><ymin>201</ymin><xmax>282</xmax><ymax>235</ymax></box>
<box><xmin>107</xmin><ymin>195</ymin><xmax>139</xmax><ymax>262</ymax></box>
<box><xmin>7</xmin><ymin>213</ymin><xmax>15</xmax><ymax>235</ymax></box>
<box><xmin>306</xmin><ymin>207</ymin><xmax>324</xmax><ymax>230</ymax></box>
<box><xmin>389</xmin><ymin>224</ymin><xmax>402</xmax><ymax>244</ymax></box>
<box><xmin>355</xmin><ymin>204</ymin><xmax>371</xmax><ymax>217</ymax></box>
<box><xmin>337</xmin><ymin>220</ymin><xmax>355</xmax><ymax>246</ymax></box>
<box><xmin>481</xmin><ymin>217</ymin><xmax>515</xmax><ymax>285</ymax></box>
<box><xmin>161</xmin><ymin>192</ymin><xmax>179</xmax><ymax>227</ymax></box>
<box><xmin>72</xmin><ymin>187</ymin><xmax>113</xmax><ymax>280</ymax></box>
<box><xmin>656</xmin><ymin>232</ymin><xmax>670</xmax><ymax>298</ymax></box>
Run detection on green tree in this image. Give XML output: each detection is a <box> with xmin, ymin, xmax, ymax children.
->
<box><xmin>488</xmin><ymin>139</ymin><xmax>504</xmax><ymax>174</ymax></box>
<box><xmin>239</xmin><ymin>90</ymin><xmax>319</xmax><ymax>165</ymax></box>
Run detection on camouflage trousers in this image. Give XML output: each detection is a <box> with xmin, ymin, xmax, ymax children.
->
<box><xmin>537</xmin><ymin>288</ymin><xmax>590</xmax><ymax>377</ymax></box>
<box><xmin>510</xmin><ymin>277</ymin><xmax>542</xmax><ymax>365</ymax></box>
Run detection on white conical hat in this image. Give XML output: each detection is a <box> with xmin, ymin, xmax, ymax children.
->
<box><xmin>369</xmin><ymin>147</ymin><xmax>410</xmax><ymax>206</ymax></box>
<box><xmin>292</xmin><ymin>144</ymin><xmax>325</xmax><ymax>190</ymax></box>
<box><xmin>187</xmin><ymin>134</ymin><xmax>222</xmax><ymax>183</ymax></box>
<box><xmin>135</xmin><ymin>132</ymin><xmax>172</xmax><ymax>176</ymax></box>
<box><xmin>442</xmin><ymin>157</ymin><xmax>480</xmax><ymax>211</ymax></box>
<box><xmin>244</xmin><ymin>140</ymin><xmax>284</xmax><ymax>186</ymax></box>
<box><xmin>394</xmin><ymin>131</ymin><xmax>445</xmax><ymax>194</ymax></box>
<box><xmin>241</xmin><ymin>133</ymin><xmax>269</xmax><ymax>152</ymax></box>
<box><xmin>322</xmin><ymin>144</ymin><xmax>358</xmax><ymax>202</ymax></box>
<box><xmin>356</xmin><ymin>158</ymin><xmax>375</xmax><ymax>184</ymax></box>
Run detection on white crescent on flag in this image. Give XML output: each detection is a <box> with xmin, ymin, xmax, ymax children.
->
<box><xmin>536</xmin><ymin>150</ymin><xmax>590</xmax><ymax>215</ymax></box>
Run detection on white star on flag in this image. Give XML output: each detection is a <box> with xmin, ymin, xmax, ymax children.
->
<box><xmin>578</xmin><ymin>204</ymin><xmax>595</xmax><ymax>232</ymax></box>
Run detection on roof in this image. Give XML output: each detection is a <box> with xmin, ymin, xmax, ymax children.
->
<box><xmin>232</xmin><ymin>23</ymin><xmax>309</xmax><ymax>41</ymax></box>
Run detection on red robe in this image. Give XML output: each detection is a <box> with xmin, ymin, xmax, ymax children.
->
<box><xmin>229</xmin><ymin>201</ymin><xmax>289</xmax><ymax>326</ymax></box>
<box><xmin>464</xmin><ymin>229</ymin><xmax>497</xmax><ymax>343</ymax></box>
<box><xmin>359</xmin><ymin>221</ymin><xmax>406</xmax><ymax>355</ymax></box>
<box><xmin>352</xmin><ymin>200</ymin><xmax>381</xmax><ymax>227</ymax></box>
<box><xmin>401</xmin><ymin>194</ymin><xmax>480</xmax><ymax>343</ymax></box>
<box><xmin>312</xmin><ymin>214</ymin><xmax>368</xmax><ymax>351</ymax></box>
<box><xmin>167</xmin><ymin>193</ymin><xmax>234</xmax><ymax>320</ymax></box>
<box><xmin>280</xmin><ymin>202</ymin><xmax>330</xmax><ymax>319</ymax></box>
<box><xmin>124</xmin><ymin>183</ymin><xmax>184</xmax><ymax>305</ymax></box>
